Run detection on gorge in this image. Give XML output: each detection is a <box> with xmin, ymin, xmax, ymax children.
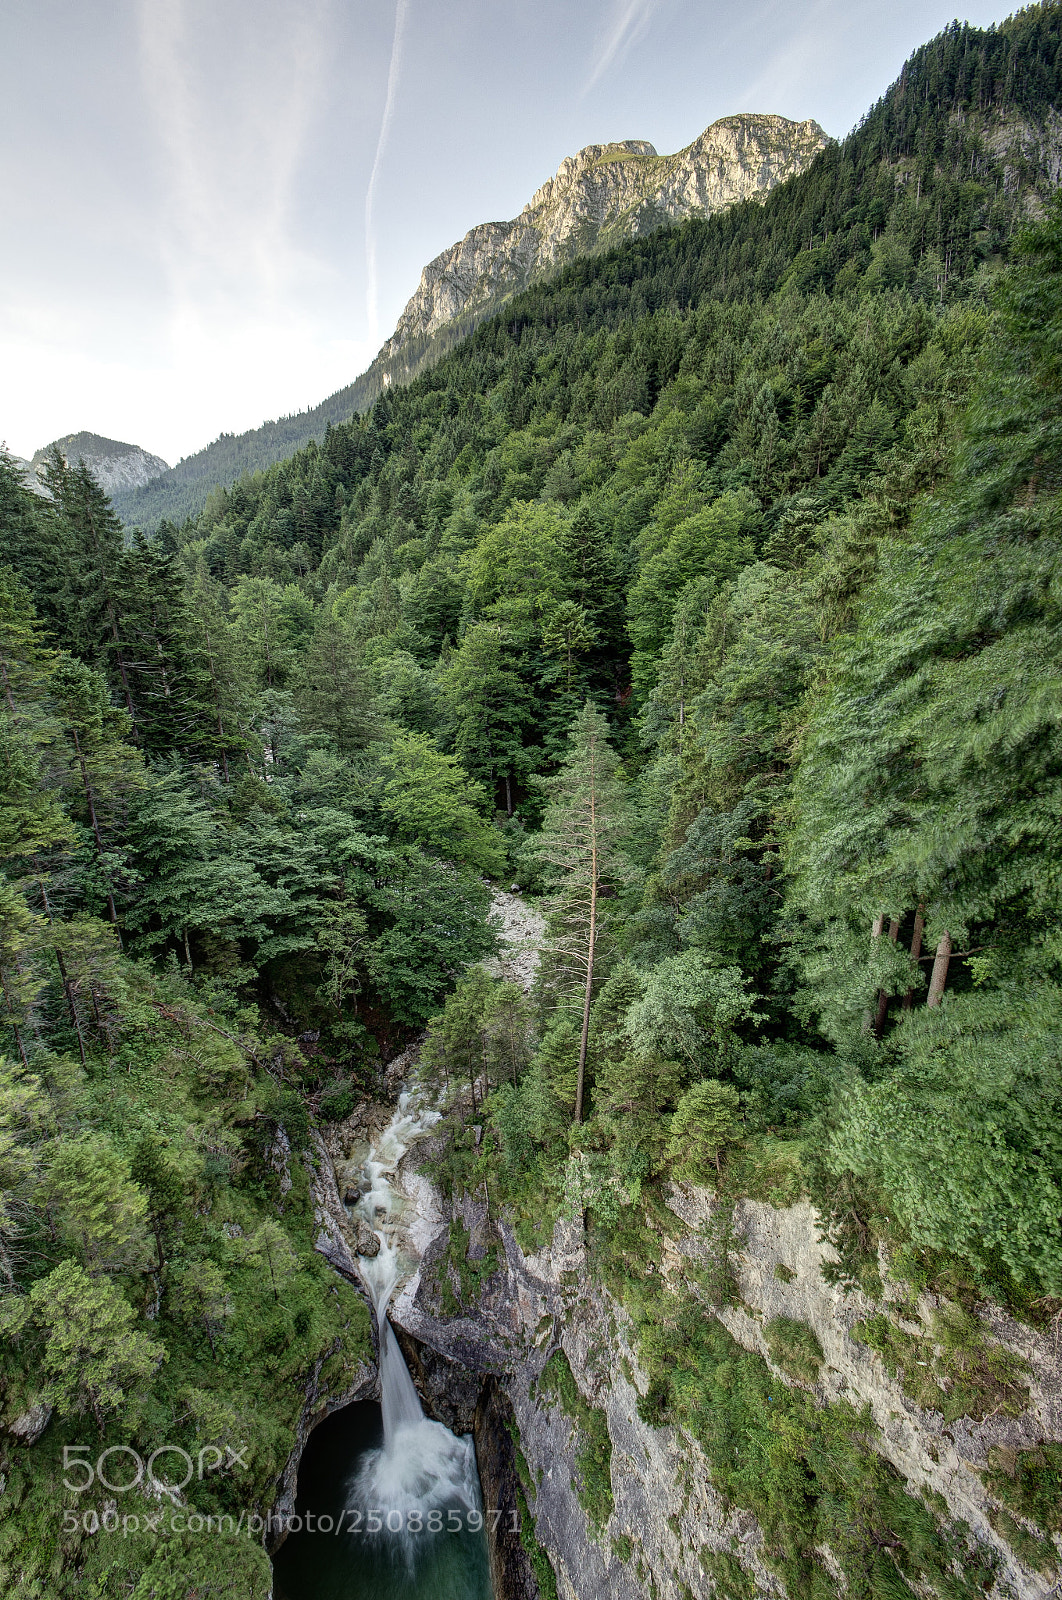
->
<box><xmin>2</xmin><ymin>9</ymin><xmax>1062</xmax><ymax>1600</ymax></box>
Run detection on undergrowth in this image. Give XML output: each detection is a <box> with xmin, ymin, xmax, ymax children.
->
<box><xmin>763</xmin><ymin>1317</ymin><xmax>824</xmax><ymax>1386</ymax></box>
<box><xmin>851</xmin><ymin>1304</ymin><xmax>1030</xmax><ymax>1422</ymax></box>
<box><xmin>538</xmin><ymin>1349</ymin><xmax>614</xmax><ymax>1534</ymax></box>
<box><xmin>983</xmin><ymin>1442</ymin><xmax>1062</xmax><ymax>1535</ymax></box>
<box><xmin>435</xmin><ymin>1217</ymin><xmax>500</xmax><ymax>1316</ymax></box>
<box><xmin>632</xmin><ymin>1281</ymin><xmax>1001</xmax><ymax>1599</ymax></box>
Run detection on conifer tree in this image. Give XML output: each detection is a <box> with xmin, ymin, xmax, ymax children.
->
<box><xmin>0</xmin><ymin>453</ymin><xmax>69</xmax><ymax>634</ymax></box>
<box><xmin>439</xmin><ymin>620</ymin><xmax>534</xmax><ymax>810</ymax></box>
<box><xmin>293</xmin><ymin>603</ymin><xmax>375</xmax><ymax>754</ymax></box>
<box><xmin>528</xmin><ymin>703</ymin><xmax>631</xmax><ymax>1122</ymax></box>
<box><xmin>47</xmin><ymin>656</ymin><xmax>144</xmax><ymax>935</ymax></box>
<box><xmin>27</xmin><ymin>1260</ymin><xmax>163</xmax><ymax>1434</ymax></box>
<box><xmin>40</xmin><ymin>452</ymin><xmax>140</xmax><ymax>728</ymax></box>
<box><xmin>113</xmin><ymin>532</ymin><xmax>219</xmax><ymax>756</ymax></box>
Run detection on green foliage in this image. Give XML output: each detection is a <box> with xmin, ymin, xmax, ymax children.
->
<box><xmin>539</xmin><ymin>1349</ymin><xmax>614</xmax><ymax>1533</ymax></box>
<box><xmin>626</xmin><ymin>952</ymin><xmax>760</xmax><ymax>1069</ymax></box>
<box><xmin>27</xmin><ymin>1260</ymin><xmax>165</xmax><ymax>1431</ymax></box>
<box><xmin>514</xmin><ymin>1480</ymin><xmax>559</xmax><ymax>1600</ymax></box>
<box><xmin>378</xmin><ymin>731</ymin><xmax>504</xmax><ymax>875</ymax></box>
<box><xmin>829</xmin><ymin>989</ymin><xmax>1062</xmax><ymax>1292</ymax></box>
<box><xmin>667</xmin><ymin>1079</ymin><xmax>743</xmax><ymax>1183</ymax></box>
<box><xmin>698</xmin><ymin>1547</ymin><xmax>756</xmax><ymax>1600</ymax></box>
<box><xmin>851</xmin><ymin>1305</ymin><xmax>1030</xmax><ymax>1422</ymax></box>
<box><xmin>763</xmin><ymin>1317</ymin><xmax>824</xmax><ymax>1386</ymax></box>
<box><xmin>0</xmin><ymin>960</ymin><xmax>372</xmax><ymax>1596</ymax></box>
<box><xmin>44</xmin><ymin>1134</ymin><xmax>153</xmax><ymax>1275</ymax></box>
<box><xmin>984</xmin><ymin>1504</ymin><xmax>1059</xmax><ymax>1575</ymax></box>
<box><xmin>435</xmin><ymin>1217</ymin><xmax>500</xmax><ymax>1315</ymax></box>
<box><xmin>983</xmin><ymin>1443</ymin><xmax>1062</xmax><ymax>1534</ymax></box>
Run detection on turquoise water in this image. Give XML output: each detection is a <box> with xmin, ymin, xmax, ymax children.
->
<box><xmin>271</xmin><ymin>1400</ymin><xmax>493</xmax><ymax>1600</ymax></box>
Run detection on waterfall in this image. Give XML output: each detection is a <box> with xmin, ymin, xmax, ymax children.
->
<box><xmin>346</xmin><ymin>1093</ymin><xmax>481</xmax><ymax>1551</ymax></box>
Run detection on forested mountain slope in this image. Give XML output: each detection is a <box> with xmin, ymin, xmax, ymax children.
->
<box><xmin>1</xmin><ymin>5</ymin><xmax>1062</xmax><ymax>1597</ymax></box>
<box><xmin>113</xmin><ymin>5</ymin><xmax>1062</xmax><ymax>531</ymax></box>
<box><xmin>110</xmin><ymin>115</ymin><xmax>827</xmax><ymax>535</ymax></box>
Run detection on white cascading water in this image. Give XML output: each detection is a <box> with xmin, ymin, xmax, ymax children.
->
<box><xmin>348</xmin><ymin>1093</ymin><xmax>482</xmax><ymax>1554</ymax></box>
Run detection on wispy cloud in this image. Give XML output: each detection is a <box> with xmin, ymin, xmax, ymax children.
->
<box><xmin>734</xmin><ymin>0</ymin><xmax>847</xmax><ymax>127</ymax></box>
<box><xmin>584</xmin><ymin>0</ymin><xmax>661</xmax><ymax>95</ymax></box>
<box><xmin>136</xmin><ymin>0</ymin><xmax>332</xmax><ymax>319</ymax></box>
<box><xmin>365</xmin><ymin>0</ymin><xmax>411</xmax><ymax>344</ymax></box>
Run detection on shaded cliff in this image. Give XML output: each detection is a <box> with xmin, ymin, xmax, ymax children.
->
<box><xmin>381</xmin><ymin>1173</ymin><xmax>1062</xmax><ymax>1600</ymax></box>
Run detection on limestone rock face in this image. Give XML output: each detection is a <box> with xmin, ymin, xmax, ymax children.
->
<box><xmin>29</xmin><ymin>432</ymin><xmax>169</xmax><ymax>496</ymax></box>
<box><xmin>377</xmin><ymin>115</ymin><xmax>829</xmax><ymax>379</ymax></box>
<box><xmin>7</xmin><ymin>1401</ymin><xmax>52</xmax><ymax>1446</ymax></box>
<box><xmin>384</xmin><ymin>1179</ymin><xmax>1062</xmax><ymax>1600</ymax></box>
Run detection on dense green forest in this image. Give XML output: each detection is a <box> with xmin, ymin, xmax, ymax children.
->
<box><xmin>3</xmin><ymin>5</ymin><xmax>1062</xmax><ymax>1596</ymax></box>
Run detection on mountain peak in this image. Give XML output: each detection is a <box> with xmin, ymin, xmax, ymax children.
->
<box><xmin>377</xmin><ymin>113</ymin><xmax>830</xmax><ymax>375</ymax></box>
<box><xmin>30</xmin><ymin>432</ymin><xmax>169</xmax><ymax>496</ymax></box>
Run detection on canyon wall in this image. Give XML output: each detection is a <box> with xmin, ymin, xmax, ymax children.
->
<box><xmin>378</xmin><ymin>1171</ymin><xmax>1062</xmax><ymax>1599</ymax></box>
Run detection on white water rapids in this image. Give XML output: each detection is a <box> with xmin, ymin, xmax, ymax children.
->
<box><xmin>347</xmin><ymin>1093</ymin><xmax>482</xmax><ymax>1551</ymax></box>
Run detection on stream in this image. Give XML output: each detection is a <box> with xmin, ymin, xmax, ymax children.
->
<box><xmin>272</xmin><ymin>1095</ymin><xmax>493</xmax><ymax>1600</ymax></box>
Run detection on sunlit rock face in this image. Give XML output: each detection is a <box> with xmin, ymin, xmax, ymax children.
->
<box><xmin>30</xmin><ymin>432</ymin><xmax>169</xmax><ymax>495</ymax></box>
<box><xmin>376</xmin><ymin>114</ymin><xmax>830</xmax><ymax>374</ymax></box>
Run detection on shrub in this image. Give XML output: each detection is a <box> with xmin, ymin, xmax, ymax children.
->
<box><xmin>763</xmin><ymin>1316</ymin><xmax>824</xmax><ymax>1385</ymax></box>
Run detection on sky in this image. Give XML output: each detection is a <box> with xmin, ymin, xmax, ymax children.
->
<box><xmin>1</xmin><ymin>0</ymin><xmax>1012</xmax><ymax>467</ymax></box>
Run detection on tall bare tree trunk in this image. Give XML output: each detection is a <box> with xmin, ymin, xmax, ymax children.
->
<box><xmin>575</xmin><ymin>750</ymin><xmax>598</xmax><ymax>1125</ymax></box>
<box><xmin>865</xmin><ymin>915</ymin><xmax>885</xmax><ymax>1032</ymax></box>
<box><xmin>926</xmin><ymin>930</ymin><xmax>951</xmax><ymax>1008</ymax></box>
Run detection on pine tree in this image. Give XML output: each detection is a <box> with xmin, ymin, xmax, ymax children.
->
<box><xmin>27</xmin><ymin>1260</ymin><xmax>163</xmax><ymax>1434</ymax></box>
<box><xmin>41</xmin><ymin>453</ymin><xmax>140</xmax><ymax>728</ymax></box>
<box><xmin>439</xmin><ymin>621</ymin><xmax>535</xmax><ymax>811</ymax></box>
<box><xmin>0</xmin><ymin>452</ymin><xmax>70</xmax><ymax>634</ymax></box>
<box><xmin>292</xmin><ymin>603</ymin><xmax>375</xmax><ymax>754</ymax></box>
<box><xmin>113</xmin><ymin>533</ymin><xmax>221</xmax><ymax>756</ymax></box>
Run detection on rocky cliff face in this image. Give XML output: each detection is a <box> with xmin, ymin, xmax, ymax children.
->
<box><xmin>364</xmin><ymin>1167</ymin><xmax>1061</xmax><ymax>1600</ymax></box>
<box><xmin>374</xmin><ymin>115</ymin><xmax>829</xmax><ymax>385</ymax></box>
<box><xmin>30</xmin><ymin>432</ymin><xmax>169</xmax><ymax>495</ymax></box>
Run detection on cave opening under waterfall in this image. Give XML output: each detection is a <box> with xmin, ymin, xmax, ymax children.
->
<box><xmin>270</xmin><ymin>1392</ymin><xmax>493</xmax><ymax>1600</ymax></box>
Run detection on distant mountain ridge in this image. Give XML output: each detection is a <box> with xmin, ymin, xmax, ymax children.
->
<box><xmin>32</xmin><ymin>432</ymin><xmax>169</xmax><ymax>496</ymax></box>
<box><xmin>112</xmin><ymin>113</ymin><xmax>829</xmax><ymax>529</ymax></box>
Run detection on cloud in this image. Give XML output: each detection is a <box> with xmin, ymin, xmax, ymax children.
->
<box><xmin>584</xmin><ymin>0</ymin><xmax>661</xmax><ymax>95</ymax></box>
<box><xmin>365</xmin><ymin>0</ymin><xmax>411</xmax><ymax>343</ymax></box>
<box><xmin>732</xmin><ymin>0</ymin><xmax>850</xmax><ymax>128</ymax></box>
<box><xmin>135</xmin><ymin>0</ymin><xmax>333</xmax><ymax>317</ymax></box>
